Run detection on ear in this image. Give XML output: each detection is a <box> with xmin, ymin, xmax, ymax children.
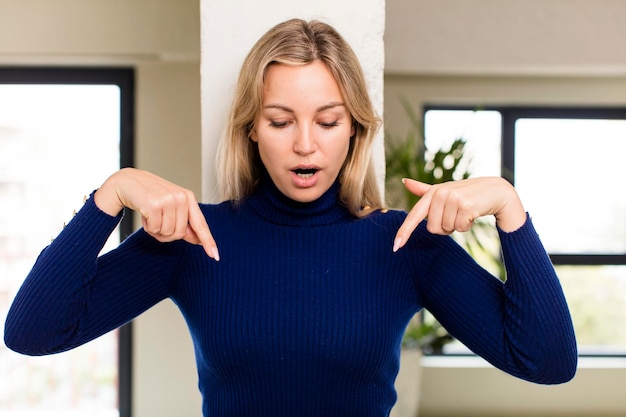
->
<box><xmin>249</xmin><ymin>128</ymin><xmax>258</xmax><ymax>143</ymax></box>
<box><xmin>350</xmin><ymin>122</ymin><xmax>356</xmax><ymax>138</ymax></box>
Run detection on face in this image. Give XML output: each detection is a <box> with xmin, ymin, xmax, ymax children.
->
<box><xmin>250</xmin><ymin>60</ymin><xmax>354</xmax><ymax>203</ymax></box>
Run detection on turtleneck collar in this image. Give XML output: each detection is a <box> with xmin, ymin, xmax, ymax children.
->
<box><xmin>244</xmin><ymin>172</ymin><xmax>353</xmax><ymax>227</ymax></box>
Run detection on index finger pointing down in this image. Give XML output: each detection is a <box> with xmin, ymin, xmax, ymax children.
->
<box><xmin>393</xmin><ymin>194</ymin><xmax>431</xmax><ymax>252</ymax></box>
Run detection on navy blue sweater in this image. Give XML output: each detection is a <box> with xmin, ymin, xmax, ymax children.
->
<box><xmin>5</xmin><ymin>179</ymin><xmax>577</xmax><ymax>416</ymax></box>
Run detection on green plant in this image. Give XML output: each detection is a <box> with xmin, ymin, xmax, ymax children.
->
<box><xmin>385</xmin><ymin>98</ymin><xmax>505</xmax><ymax>353</ymax></box>
<box><xmin>401</xmin><ymin>317</ymin><xmax>454</xmax><ymax>354</ymax></box>
<box><xmin>385</xmin><ymin>100</ymin><xmax>468</xmax><ymax>208</ymax></box>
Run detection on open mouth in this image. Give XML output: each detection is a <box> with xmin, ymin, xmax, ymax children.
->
<box><xmin>293</xmin><ymin>168</ymin><xmax>318</xmax><ymax>179</ymax></box>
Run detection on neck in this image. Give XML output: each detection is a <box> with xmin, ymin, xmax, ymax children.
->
<box><xmin>244</xmin><ymin>174</ymin><xmax>352</xmax><ymax>227</ymax></box>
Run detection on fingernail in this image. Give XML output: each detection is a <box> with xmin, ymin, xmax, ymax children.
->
<box><xmin>393</xmin><ymin>237</ymin><xmax>403</xmax><ymax>253</ymax></box>
<box><xmin>211</xmin><ymin>247</ymin><xmax>220</xmax><ymax>262</ymax></box>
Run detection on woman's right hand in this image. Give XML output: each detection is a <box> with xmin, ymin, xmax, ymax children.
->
<box><xmin>94</xmin><ymin>168</ymin><xmax>219</xmax><ymax>261</ymax></box>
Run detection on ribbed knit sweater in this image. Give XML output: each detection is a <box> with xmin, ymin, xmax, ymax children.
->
<box><xmin>5</xmin><ymin>178</ymin><xmax>577</xmax><ymax>417</ymax></box>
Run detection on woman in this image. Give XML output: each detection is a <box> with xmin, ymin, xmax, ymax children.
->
<box><xmin>5</xmin><ymin>18</ymin><xmax>577</xmax><ymax>417</ymax></box>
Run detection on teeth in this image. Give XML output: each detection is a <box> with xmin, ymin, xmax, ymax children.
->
<box><xmin>294</xmin><ymin>168</ymin><xmax>317</xmax><ymax>179</ymax></box>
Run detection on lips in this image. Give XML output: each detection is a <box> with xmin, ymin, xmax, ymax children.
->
<box><xmin>290</xmin><ymin>165</ymin><xmax>320</xmax><ymax>187</ymax></box>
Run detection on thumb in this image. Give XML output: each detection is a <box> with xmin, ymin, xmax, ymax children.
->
<box><xmin>402</xmin><ymin>178</ymin><xmax>431</xmax><ymax>197</ymax></box>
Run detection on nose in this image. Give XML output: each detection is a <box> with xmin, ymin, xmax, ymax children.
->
<box><xmin>293</xmin><ymin>124</ymin><xmax>317</xmax><ymax>155</ymax></box>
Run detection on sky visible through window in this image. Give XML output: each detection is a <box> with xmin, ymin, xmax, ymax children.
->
<box><xmin>0</xmin><ymin>84</ymin><xmax>121</xmax><ymax>416</ymax></box>
<box><xmin>515</xmin><ymin>118</ymin><xmax>626</xmax><ymax>254</ymax></box>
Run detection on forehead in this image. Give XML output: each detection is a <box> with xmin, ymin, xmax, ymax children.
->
<box><xmin>262</xmin><ymin>60</ymin><xmax>344</xmax><ymax>104</ymax></box>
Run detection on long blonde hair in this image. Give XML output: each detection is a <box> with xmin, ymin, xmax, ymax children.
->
<box><xmin>217</xmin><ymin>18</ymin><xmax>382</xmax><ymax>216</ymax></box>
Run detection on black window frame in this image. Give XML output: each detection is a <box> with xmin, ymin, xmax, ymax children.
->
<box><xmin>0</xmin><ymin>66</ymin><xmax>135</xmax><ymax>417</ymax></box>
<box><xmin>424</xmin><ymin>104</ymin><xmax>626</xmax><ymax>356</ymax></box>
<box><xmin>425</xmin><ymin>104</ymin><xmax>626</xmax><ymax>263</ymax></box>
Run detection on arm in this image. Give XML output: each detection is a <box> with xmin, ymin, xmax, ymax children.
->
<box><xmin>395</xmin><ymin>177</ymin><xmax>577</xmax><ymax>383</ymax></box>
<box><xmin>4</xmin><ymin>168</ymin><xmax>217</xmax><ymax>355</ymax></box>
<box><xmin>4</xmin><ymin>193</ymin><xmax>185</xmax><ymax>355</ymax></box>
<box><xmin>412</xmin><ymin>218</ymin><xmax>577</xmax><ymax>384</ymax></box>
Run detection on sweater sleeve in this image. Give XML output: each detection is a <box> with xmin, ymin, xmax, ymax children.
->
<box><xmin>412</xmin><ymin>214</ymin><xmax>577</xmax><ymax>384</ymax></box>
<box><xmin>4</xmin><ymin>194</ymin><xmax>182</xmax><ymax>356</ymax></box>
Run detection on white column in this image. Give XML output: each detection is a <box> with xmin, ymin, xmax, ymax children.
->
<box><xmin>200</xmin><ymin>0</ymin><xmax>386</xmax><ymax>202</ymax></box>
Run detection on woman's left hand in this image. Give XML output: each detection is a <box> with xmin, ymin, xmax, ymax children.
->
<box><xmin>393</xmin><ymin>177</ymin><xmax>527</xmax><ymax>252</ymax></box>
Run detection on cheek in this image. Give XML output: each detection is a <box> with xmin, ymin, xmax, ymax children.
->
<box><xmin>336</xmin><ymin>135</ymin><xmax>351</xmax><ymax>161</ymax></box>
<box><xmin>256</xmin><ymin>139</ymin><xmax>284</xmax><ymax>168</ymax></box>
<box><xmin>256</xmin><ymin>144</ymin><xmax>271</xmax><ymax>167</ymax></box>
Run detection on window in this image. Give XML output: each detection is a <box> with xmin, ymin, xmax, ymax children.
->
<box><xmin>424</xmin><ymin>106</ymin><xmax>626</xmax><ymax>356</ymax></box>
<box><xmin>0</xmin><ymin>68</ymin><xmax>134</xmax><ymax>416</ymax></box>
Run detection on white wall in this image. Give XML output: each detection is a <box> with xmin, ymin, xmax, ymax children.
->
<box><xmin>0</xmin><ymin>0</ymin><xmax>200</xmax><ymax>65</ymax></box>
<box><xmin>132</xmin><ymin>63</ymin><xmax>203</xmax><ymax>417</ymax></box>
<box><xmin>385</xmin><ymin>0</ymin><xmax>626</xmax><ymax>76</ymax></box>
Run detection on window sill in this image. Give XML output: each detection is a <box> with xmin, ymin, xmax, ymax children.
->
<box><xmin>418</xmin><ymin>354</ymin><xmax>626</xmax><ymax>417</ymax></box>
<box><xmin>421</xmin><ymin>354</ymin><xmax>626</xmax><ymax>369</ymax></box>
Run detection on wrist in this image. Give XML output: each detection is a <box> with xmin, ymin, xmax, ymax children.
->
<box><xmin>495</xmin><ymin>207</ymin><xmax>527</xmax><ymax>232</ymax></box>
<box><xmin>494</xmin><ymin>183</ymin><xmax>526</xmax><ymax>232</ymax></box>
<box><xmin>94</xmin><ymin>172</ymin><xmax>126</xmax><ymax>216</ymax></box>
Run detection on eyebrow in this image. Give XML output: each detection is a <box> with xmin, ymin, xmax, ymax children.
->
<box><xmin>263</xmin><ymin>101</ymin><xmax>346</xmax><ymax>113</ymax></box>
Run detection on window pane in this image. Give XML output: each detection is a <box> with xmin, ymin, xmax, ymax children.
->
<box><xmin>515</xmin><ymin>118</ymin><xmax>626</xmax><ymax>254</ymax></box>
<box><xmin>556</xmin><ymin>265</ymin><xmax>626</xmax><ymax>353</ymax></box>
<box><xmin>0</xmin><ymin>85</ymin><xmax>120</xmax><ymax>415</ymax></box>
<box><xmin>425</xmin><ymin>110</ymin><xmax>502</xmax><ymax>178</ymax></box>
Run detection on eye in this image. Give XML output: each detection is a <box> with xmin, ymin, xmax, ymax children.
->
<box><xmin>319</xmin><ymin>120</ymin><xmax>339</xmax><ymax>129</ymax></box>
<box><xmin>269</xmin><ymin>120</ymin><xmax>289</xmax><ymax>129</ymax></box>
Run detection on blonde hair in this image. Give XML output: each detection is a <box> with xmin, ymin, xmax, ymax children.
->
<box><xmin>217</xmin><ymin>18</ymin><xmax>382</xmax><ymax>216</ymax></box>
